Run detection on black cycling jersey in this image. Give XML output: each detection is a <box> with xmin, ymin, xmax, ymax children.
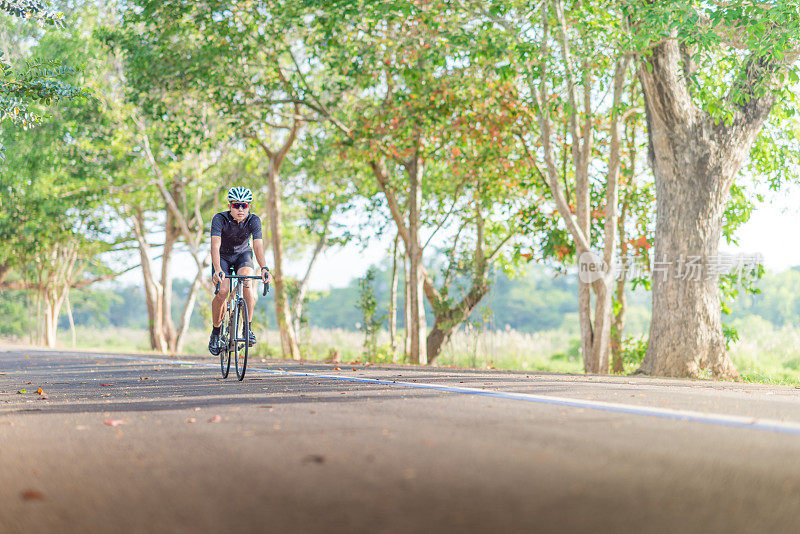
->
<box><xmin>210</xmin><ymin>211</ymin><xmax>263</xmax><ymax>256</ymax></box>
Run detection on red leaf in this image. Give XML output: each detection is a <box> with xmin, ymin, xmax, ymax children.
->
<box><xmin>21</xmin><ymin>489</ymin><xmax>44</xmax><ymax>501</ymax></box>
<box><xmin>208</xmin><ymin>415</ymin><xmax>222</xmax><ymax>423</ymax></box>
<box><xmin>104</xmin><ymin>419</ymin><xmax>125</xmax><ymax>427</ymax></box>
<box><xmin>333</xmin><ymin>366</ymin><xmax>341</xmax><ymax>371</ymax></box>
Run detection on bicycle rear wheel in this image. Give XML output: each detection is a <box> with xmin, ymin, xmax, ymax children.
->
<box><xmin>220</xmin><ymin>317</ymin><xmax>232</xmax><ymax>379</ymax></box>
<box><xmin>234</xmin><ymin>299</ymin><xmax>249</xmax><ymax>381</ymax></box>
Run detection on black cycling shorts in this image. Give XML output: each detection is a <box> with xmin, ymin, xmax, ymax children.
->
<box><xmin>211</xmin><ymin>250</ymin><xmax>254</xmax><ymax>277</ymax></box>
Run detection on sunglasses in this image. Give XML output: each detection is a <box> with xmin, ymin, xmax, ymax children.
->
<box><xmin>230</xmin><ymin>202</ymin><xmax>250</xmax><ymax>210</ymax></box>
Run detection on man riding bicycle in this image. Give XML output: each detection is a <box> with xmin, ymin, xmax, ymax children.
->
<box><xmin>208</xmin><ymin>186</ymin><xmax>271</xmax><ymax>356</ymax></box>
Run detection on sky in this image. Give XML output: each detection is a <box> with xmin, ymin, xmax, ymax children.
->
<box><xmin>719</xmin><ymin>183</ymin><xmax>800</xmax><ymax>272</ymax></box>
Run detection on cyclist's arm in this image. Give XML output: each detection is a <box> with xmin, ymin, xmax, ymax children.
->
<box><xmin>211</xmin><ymin>236</ymin><xmax>222</xmax><ymax>274</ymax></box>
<box><xmin>253</xmin><ymin>238</ymin><xmax>268</xmax><ymax>271</ymax></box>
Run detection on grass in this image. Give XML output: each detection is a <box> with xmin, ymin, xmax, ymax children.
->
<box><xmin>8</xmin><ymin>320</ymin><xmax>800</xmax><ymax>384</ymax></box>
<box><xmin>727</xmin><ymin>317</ymin><xmax>800</xmax><ymax>385</ymax></box>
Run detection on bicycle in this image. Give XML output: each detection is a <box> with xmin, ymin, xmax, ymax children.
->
<box><xmin>215</xmin><ymin>273</ymin><xmax>269</xmax><ymax>381</ymax></box>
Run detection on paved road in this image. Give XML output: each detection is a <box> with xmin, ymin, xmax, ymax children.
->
<box><xmin>3</xmin><ymin>347</ymin><xmax>800</xmax><ymax>533</ymax></box>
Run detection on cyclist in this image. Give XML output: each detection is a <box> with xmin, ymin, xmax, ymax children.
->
<box><xmin>208</xmin><ymin>186</ymin><xmax>271</xmax><ymax>356</ymax></box>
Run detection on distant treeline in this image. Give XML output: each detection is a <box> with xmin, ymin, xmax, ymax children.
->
<box><xmin>2</xmin><ymin>264</ymin><xmax>794</xmax><ymax>341</ymax></box>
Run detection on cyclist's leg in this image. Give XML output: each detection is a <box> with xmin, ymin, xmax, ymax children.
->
<box><xmin>234</xmin><ymin>251</ymin><xmax>257</xmax><ymax>345</ymax></box>
<box><xmin>211</xmin><ymin>257</ymin><xmax>233</xmax><ymax>328</ymax></box>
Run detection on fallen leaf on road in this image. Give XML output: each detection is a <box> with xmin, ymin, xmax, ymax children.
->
<box><xmin>186</xmin><ymin>418</ymin><xmax>196</xmax><ymax>423</ymax></box>
<box><xmin>36</xmin><ymin>388</ymin><xmax>43</xmax><ymax>395</ymax></box>
<box><xmin>208</xmin><ymin>415</ymin><xmax>222</xmax><ymax>423</ymax></box>
<box><xmin>104</xmin><ymin>419</ymin><xmax>125</xmax><ymax>427</ymax></box>
<box><xmin>17</xmin><ymin>389</ymin><xmax>26</xmax><ymax>394</ymax></box>
<box><xmin>20</xmin><ymin>489</ymin><xmax>44</xmax><ymax>501</ymax></box>
<box><xmin>100</xmin><ymin>384</ymin><xmax>114</xmax><ymax>387</ymax></box>
<box><xmin>139</xmin><ymin>377</ymin><xmax>150</xmax><ymax>380</ymax></box>
<box><xmin>352</xmin><ymin>367</ymin><xmax>357</xmax><ymax>371</ymax></box>
<box><xmin>333</xmin><ymin>366</ymin><xmax>341</xmax><ymax>371</ymax></box>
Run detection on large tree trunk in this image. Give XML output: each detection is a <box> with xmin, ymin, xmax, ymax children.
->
<box><xmin>265</xmin><ymin>162</ymin><xmax>300</xmax><ymax>360</ymax></box>
<box><xmin>637</xmin><ymin>39</ymin><xmax>774</xmax><ymax>378</ymax></box>
<box><xmin>640</xmin><ymin>172</ymin><xmax>735</xmax><ymax>377</ymax></box>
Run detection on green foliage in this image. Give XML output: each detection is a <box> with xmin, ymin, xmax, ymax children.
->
<box><xmin>357</xmin><ymin>267</ymin><xmax>385</xmax><ymax>358</ymax></box>
<box><xmin>0</xmin><ymin>290</ymin><xmax>33</xmax><ymax>337</ymax></box>
<box><xmin>0</xmin><ymin>4</ymin><xmax>90</xmax><ymax>156</ymax></box>
<box><xmin>619</xmin><ymin>335</ymin><xmax>649</xmax><ymax>372</ymax></box>
<box><xmin>719</xmin><ymin>261</ymin><xmax>765</xmax><ymax>349</ymax></box>
<box><xmin>624</xmin><ymin>1</ymin><xmax>800</xmax><ymax>122</ymax></box>
<box><xmin>0</xmin><ymin>1</ymin><xmax>62</xmax><ymax>23</ymax></box>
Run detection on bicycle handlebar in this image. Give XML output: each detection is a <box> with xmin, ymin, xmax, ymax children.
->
<box><xmin>215</xmin><ymin>274</ymin><xmax>270</xmax><ymax>296</ymax></box>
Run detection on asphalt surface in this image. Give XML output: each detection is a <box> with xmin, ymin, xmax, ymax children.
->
<box><xmin>3</xmin><ymin>347</ymin><xmax>800</xmax><ymax>534</ymax></box>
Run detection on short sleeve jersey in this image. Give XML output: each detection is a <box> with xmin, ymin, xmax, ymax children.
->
<box><xmin>210</xmin><ymin>211</ymin><xmax>263</xmax><ymax>256</ymax></box>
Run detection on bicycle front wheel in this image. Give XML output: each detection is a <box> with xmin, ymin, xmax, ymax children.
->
<box><xmin>220</xmin><ymin>316</ymin><xmax>232</xmax><ymax>379</ymax></box>
<box><xmin>234</xmin><ymin>299</ymin><xmax>249</xmax><ymax>381</ymax></box>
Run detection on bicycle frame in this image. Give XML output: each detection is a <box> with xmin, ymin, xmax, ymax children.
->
<box><xmin>215</xmin><ymin>274</ymin><xmax>269</xmax><ymax>380</ymax></box>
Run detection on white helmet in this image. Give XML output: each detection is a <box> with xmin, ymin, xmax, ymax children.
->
<box><xmin>227</xmin><ymin>186</ymin><xmax>253</xmax><ymax>203</ymax></box>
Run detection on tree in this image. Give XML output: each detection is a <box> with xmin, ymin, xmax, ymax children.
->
<box><xmin>303</xmin><ymin>0</ymin><xmax>552</xmax><ymax>363</ymax></box>
<box><xmin>0</xmin><ymin>5</ymin><xmax>124</xmax><ymax>347</ymax></box>
<box><xmin>0</xmin><ymin>1</ymin><xmax>88</xmax><ymax>155</ymax></box>
<box><xmin>466</xmin><ymin>0</ymin><xmax>639</xmax><ymax>372</ymax></box>
<box><xmin>629</xmin><ymin>1</ymin><xmax>800</xmax><ymax>377</ymax></box>
<box><xmin>0</xmin><ymin>101</ymin><xmax>115</xmax><ymax>346</ymax></box>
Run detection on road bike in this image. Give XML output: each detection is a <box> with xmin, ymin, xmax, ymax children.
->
<box><xmin>215</xmin><ymin>273</ymin><xmax>269</xmax><ymax>381</ymax></box>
